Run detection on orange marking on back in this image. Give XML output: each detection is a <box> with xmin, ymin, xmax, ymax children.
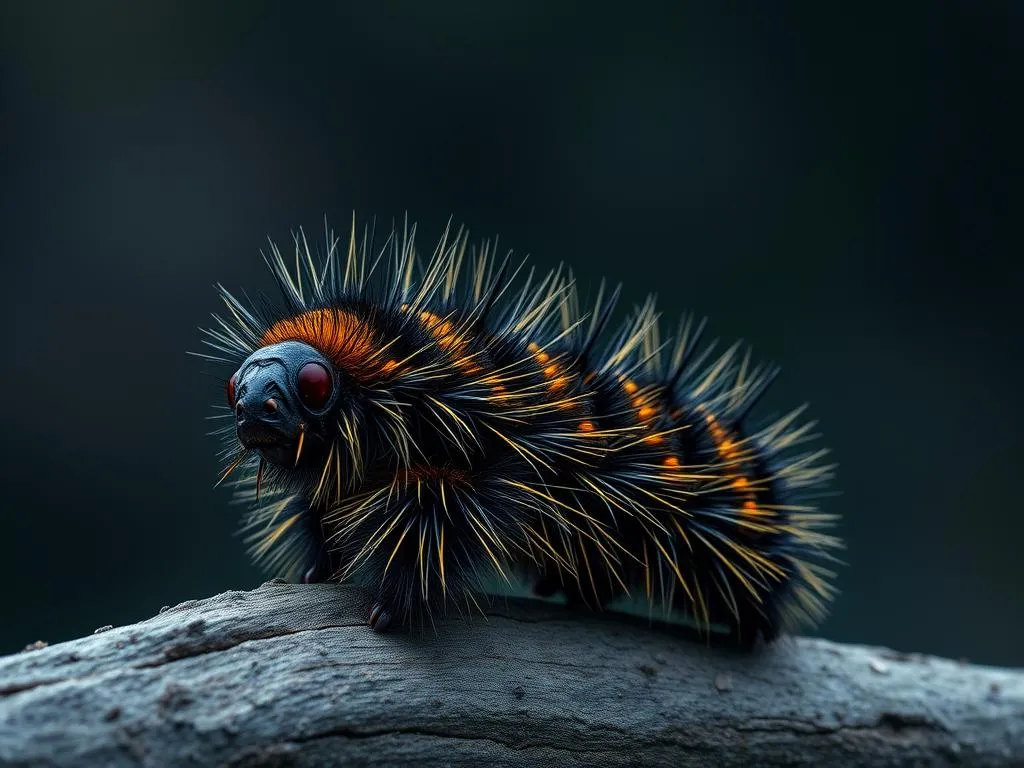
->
<box><xmin>535</xmin><ymin>350</ymin><xmax>574</xmax><ymax>393</ymax></box>
<box><xmin>260</xmin><ymin>308</ymin><xmax>379</xmax><ymax>383</ymax></box>
<box><xmin>548</xmin><ymin>376</ymin><xmax>569</xmax><ymax>391</ymax></box>
<box><xmin>742</xmin><ymin>499</ymin><xmax>761</xmax><ymax>515</ymax></box>
<box><xmin>417</xmin><ymin>310</ymin><xmax>468</xmax><ymax>353</ymax></box>
<box><xmin>578</xmin><ymin>420</ymin><xmax>595</xmax><ymax>432</ymax></box>
<box><xmin>719</xmin><ymin>439</ymin><xmax>740</xmax><ymax>460</ymax></box>
<box><xmin>623</xmin><ymin>380</ymin><xmax>639</xmax><ymax>395</ymax></box>
<box><xmin>700</xmin><ymin>407</ymin><xmax>744</xmax><ymax>459</ymax></box>
<box><xmin>479</xmin><ymin>373</ymin><xmax>510</xmax><ymax>404</ymax></box>
<box><xmin>663</xmin><ymin>456</ymin><xmax>680</xmax><ymax>467</ymax></box>
<box><xmin>638</xmin><ymin>406</ymin><xmax>656</xmax><ymax>420</ymax></box>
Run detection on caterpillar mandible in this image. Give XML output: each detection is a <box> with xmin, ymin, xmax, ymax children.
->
<box><xmin>199</xmin><ymin>217</ymin><xmax>840</xmax><ymax>648</ymax></box>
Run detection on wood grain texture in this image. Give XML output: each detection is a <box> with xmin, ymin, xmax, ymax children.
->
<box><xmin>1</xmin><ymin>582</ymin><xmax>1021</xmax><ymax>767</ymax></box>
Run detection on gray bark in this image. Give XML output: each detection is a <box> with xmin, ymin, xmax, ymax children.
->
<box><xmin>0</xmin><ymin>581</ymin><xmax>1021</xmax><ymax>767</ymax></box>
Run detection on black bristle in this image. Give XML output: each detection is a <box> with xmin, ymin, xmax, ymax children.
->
<box><xmin>199</xmin><ymin>216</ymin><xmax>841</xmax><ymax>647</ymax></box>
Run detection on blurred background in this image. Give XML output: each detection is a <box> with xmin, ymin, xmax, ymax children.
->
<box><xmin>0</xmin><ymin>2</ymin><xmax>1020</xmax><ymax>665</ymax></box>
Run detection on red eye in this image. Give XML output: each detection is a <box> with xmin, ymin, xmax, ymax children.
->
<box><xmin>297</xmin><ymin>362</ymin><xmax>332</xmax><ymax>409</ymax></box>
<box><xmin>227</xmin><ymin>373</ymin><xmax>238</xmax><ymax>407</ymax></box>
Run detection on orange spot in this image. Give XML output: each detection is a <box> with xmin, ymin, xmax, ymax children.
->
<box><xmin>663</xmin><ymin>456</ymin><xmax>680</xmax><ymax>467</ymax></box>
<box><xmin>261</xmin><ymin>308</ymin><xmax>378</xmax><ymax>383</ymax></box>
<box><xmin>418</xmin><ymin>311</ymin><xmax>466</xmax><ymax>353</ymax></box>
<box><xmin>643</xmin><ymin>434</ymin><xmax>664</xmax><ymax>445</ymax></box>
<box><xmin>638</xmin><ymin>406</ymin><xmax>656</xmax><ymax>419</ymax></box>
<box><xmin>742</xmin><ymin>500</ymin><xmax>759</xmax><ymax>515</ymax></box>
<box><xmin>623</xmin><ymin>380</ymin><xmax>638</xmax><ymax>394</ymax></box>
<box><xmin>548</xmin><ymin>376</ymin><xmax>568</xmax><ymax>391</ymax></box>
<box><xmin>527</xmin><ymin>343</ymin><xmax>540</xmax><ymax>353</ymax></box>
<box><xmin>484</xmin><ymin>375</ymin><xmax>510</xmax><ymax>403</ymax></box>
<box><xmin>382</xmin><ymin>359</ymin><xmax>399</xmax><ymax>373</ymax></box>
<box><xmin>536</xmin><ymin>352</ymin><xmax>550</xmax><ymax>364</ymax></box>
<box><xmin>701</xmin><ymin>408</ymin><xmax>739</xmax><ymax>455</ymax></box>
<box><xmin>732</xmin><ymin>477</ymin><xmax>749</xmax><ymax>490</ymax></box>
<box><xmin>578</xmin><ymin>421</ymin><xmax>595</xmax><ymax>432</ymax></box>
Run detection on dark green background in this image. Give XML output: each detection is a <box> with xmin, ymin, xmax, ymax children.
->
<box><xmin>1</xmin><ymin>2</ymin><xmax>1021</xmax><ymax>664</ymax></box>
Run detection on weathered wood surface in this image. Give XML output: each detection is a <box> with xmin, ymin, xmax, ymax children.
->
<box><xmin>0</xmin><ymin>581</ymin><xmax>1021</xmax><ymax>767</ymax></box>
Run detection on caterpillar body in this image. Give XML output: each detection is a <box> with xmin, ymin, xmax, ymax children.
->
<box><xmin>200</xmin><ymin>218</ymin><xmax>840</xmax><ymax>648</ymax></box>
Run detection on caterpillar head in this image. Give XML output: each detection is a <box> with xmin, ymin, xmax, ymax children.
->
<box><xmin>227</xmin><ymin>340</ymin><xmax>342</xmax><ymax>468</ymax></box>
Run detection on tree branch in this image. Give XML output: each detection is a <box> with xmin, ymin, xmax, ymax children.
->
<box><xmin>0</xmin><ymin>582</ymin><xmax>1021</xmax><ymax>767</ymax></box>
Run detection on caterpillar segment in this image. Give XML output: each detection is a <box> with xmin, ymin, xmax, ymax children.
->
<box><xmin>199</xmin><ymin>216</ymin><xmax>841</xmax><ymax>646</ymax></box>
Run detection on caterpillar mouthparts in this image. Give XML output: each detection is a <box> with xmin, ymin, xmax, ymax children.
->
<box><xmin>198</xmin><ymin>216</ymin><xmax>841</xmax><ymax>648</ymax></box>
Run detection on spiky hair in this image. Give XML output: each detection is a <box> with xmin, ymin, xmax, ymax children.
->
<box><xmin>198</xmin><ymin>215</ymin><xmax>841</xmax><ymax>644</ymax></box>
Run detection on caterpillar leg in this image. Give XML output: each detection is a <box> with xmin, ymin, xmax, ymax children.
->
<box><xmin>241</xmin><ymin>493</ymin><xmax>337</xmax><ymax>585</ymax></box>
<box><xmin>324</xmin><ymin>465</ymin><xmax>538</xmax><ymax>632</ymax></box>
<box><xmin>531</xmin><ymin>576</ymin><xmax>560</xmax><ymax>598</ymax></box>
<box><xmin>301</xmin><ymin>560</ymin><xmax>330</xmax><ymax>584</ymax></box>
<box><xmin>368</xmin><ymin>602</ymin><xmax>393</xmax><ymax>633</ymax></box>
<box><xmin>295</xmin><ymin>498</ymin><xmax>335</xmax><ymax>584</ymax></box>
<box><xmin>299</xmin><ymin>532</ymin><xmax>331</xmax><ymax>585</ymax></box>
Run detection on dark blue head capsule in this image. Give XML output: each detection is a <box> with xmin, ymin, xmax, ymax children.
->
<box><xmin>228</xmin><ymin>341</ymin><xmax>337</xmax><ymax>467</ymax></box>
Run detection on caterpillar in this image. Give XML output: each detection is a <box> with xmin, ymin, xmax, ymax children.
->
<box><xmin>199</xmin><ymin>216</ymin><xmax>841</xmax><ymax>648</ymax></box>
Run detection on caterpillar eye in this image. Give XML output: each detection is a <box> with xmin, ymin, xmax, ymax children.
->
<box><xmin>227</xmin><ymin>373</ymin><xmax>238</xmax><ymax>408</ymax></box>
<box><xmin>297</xmin><ymin>361</ymin><xmax>333</xmax><ymax>410</ymax></box>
